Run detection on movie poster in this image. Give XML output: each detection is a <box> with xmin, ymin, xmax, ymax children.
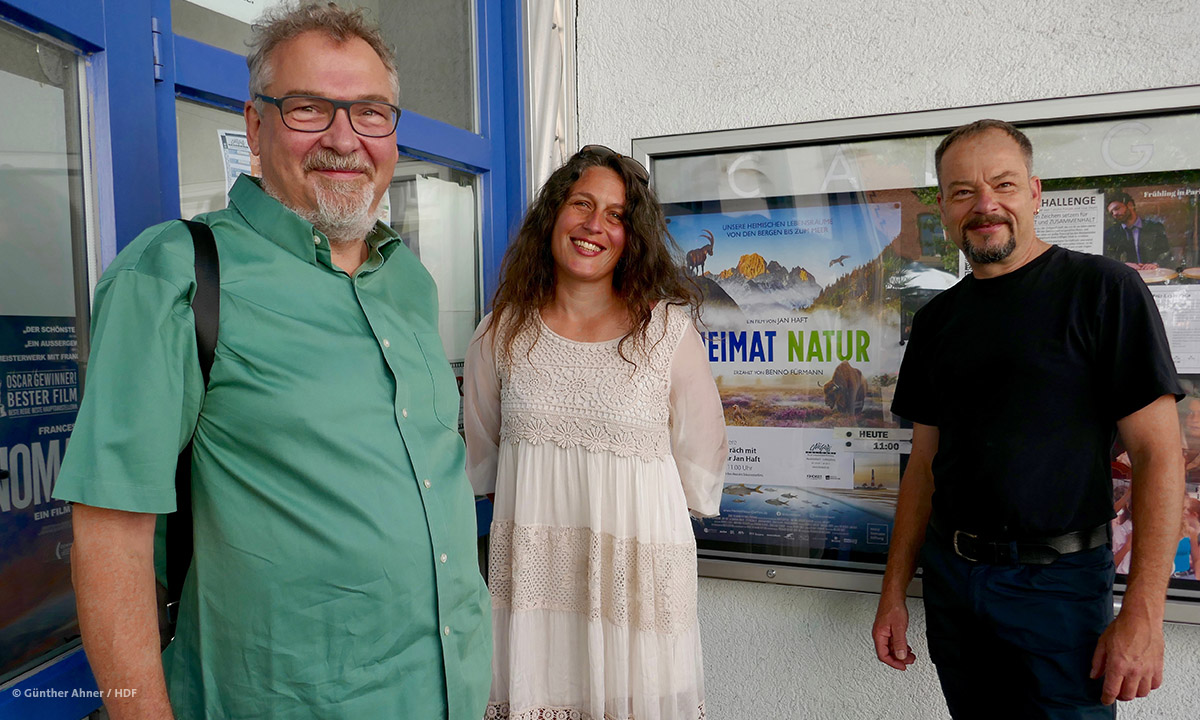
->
<box><xmin>667</xmin><ymin>191</ymin><xmax>939</xmax><ymax>565</ymax></box>
<box><xmin>0</xmin><ymin>316</ymin><xmax>81</xmax><ymax>682</ymax></box>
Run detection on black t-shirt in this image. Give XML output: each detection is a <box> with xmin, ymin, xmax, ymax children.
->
<box><xmin>891</xmin><ymin>245</ymin><xmax>1182</xmax><ymax>538</ymax></box>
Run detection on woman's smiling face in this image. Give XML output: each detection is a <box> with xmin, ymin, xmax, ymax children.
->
<box><xmin>550</xmin><ymin>166</ymin><xmax>628</xmax><ymax>287</ymax></box>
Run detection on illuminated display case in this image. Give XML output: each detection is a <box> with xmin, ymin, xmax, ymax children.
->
<box><xmin>634</xmin><ymin>86</ymin><xmax>1200</xmax><ymax>623</ymax></box>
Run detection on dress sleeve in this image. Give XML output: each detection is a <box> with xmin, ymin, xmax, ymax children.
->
<box><xmin>463</xmin><ymin>315</ymin><xmax>502</xmax><ymax>496</ymax></box>
<box><xmin>669</xmin><ymin>319</ymin><xmax>727</xmax><ymax>517</ymax></box>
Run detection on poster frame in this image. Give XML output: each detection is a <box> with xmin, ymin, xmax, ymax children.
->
<box><xmin>632</xmin><ymin>84</ymin><xmax>1200</xmax><ymax>625</ymax></box>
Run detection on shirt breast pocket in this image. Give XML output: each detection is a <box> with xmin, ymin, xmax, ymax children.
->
<box><xmin>414</xmin><ymin>331</ymin><xmax>461</xmax><ymax>432</ymax></box>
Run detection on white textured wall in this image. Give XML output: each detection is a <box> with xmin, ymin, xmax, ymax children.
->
<box><xmin>576</xmin><ymin>1</ymin><xmax>1200</xmax><ymax>717</ymax></box>
<box><xmin>578</xmin><ymin>0</ymin><xmax>1200</xmax><ymax>150</ymax></box>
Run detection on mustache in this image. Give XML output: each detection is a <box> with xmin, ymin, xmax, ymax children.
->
<box><xmin>303</xmin><ymin>149</ymin><xmax>372</xmax><ymax>174</ymax></box>
<box><xmin>963</xmin><ymin>213</ymin><xmax>1010</xmax><ymax>231</ymax></box>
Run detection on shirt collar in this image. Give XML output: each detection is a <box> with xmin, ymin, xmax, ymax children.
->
<box><xmin>228</xmin><ymin>175</ymin><xmax>401</xmax><ymax>270</ymax></box>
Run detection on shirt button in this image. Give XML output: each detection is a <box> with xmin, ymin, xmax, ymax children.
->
<box><xmin>440</xmin><ymin>553</ymin><xmax>448</xmax><ymax>563</ymax></box>
<box><xmin>312</xmin><ymin>235</ymin><xmax>321</xmax><ymax>246</ymax></box>
<box><xmin>443</xmin><ymin>626</ymin><xmax>451</xmax><ymax>636</ymax></box>
<box><xmin>383</xmin><ymin>338</ymin><xmax>391</xmax><ymax>348</ymax></box>
<box><xmin>402</xmin><ymin>408</ymin><xmax>408</xmax><ymax>418</ymax></box>
<box><xmin>423</xmin><ymin>479</ymin><xmax>431</xmax><ymax>488</ymax></box>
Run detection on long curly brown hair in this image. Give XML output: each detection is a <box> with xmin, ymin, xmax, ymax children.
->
<box><xmin>487</xmin><ymin>145</ymin><xmax>700</xmax><ymax>365</ymax></box>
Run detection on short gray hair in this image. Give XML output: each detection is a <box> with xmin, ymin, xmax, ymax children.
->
<box><xmin>246</xmin><ymin>1</ymin><xmax>399</xmax><ymax>103</ymax></box>
<box><xmin>934</xmin><ymin>119</ymin><xmax>1033</xmax><ymax>189</ymax></box>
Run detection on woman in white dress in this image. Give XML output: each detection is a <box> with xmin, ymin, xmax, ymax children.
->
<box><xmin>464</xmin><ymin>145</ymin><xmax>727</xmax><ymax>720</ymax></box>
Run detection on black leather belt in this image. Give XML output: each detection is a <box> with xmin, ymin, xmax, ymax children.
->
<box><xmin>931</xmin><ymin>516</ymin><xmax>1110</xmax><ymax>565</ymax></box>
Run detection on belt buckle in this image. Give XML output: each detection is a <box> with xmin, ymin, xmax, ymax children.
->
<box><xmin>952</xmin><ymin>529</ymin><xmax>978</xmax><ymax>562</ymax></box>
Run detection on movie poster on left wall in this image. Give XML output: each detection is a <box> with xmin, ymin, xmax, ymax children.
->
<box><xmin>0</xmin><ymin>316</ymin><xmax>81</xmax><ymax>681</ymax></box>
<box><xmin>667</xmin><ymin>193</ymin><xmax>931</xmax><ymax>564</ymax></box>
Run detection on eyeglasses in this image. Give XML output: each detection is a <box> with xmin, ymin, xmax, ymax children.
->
<box><xmin>580</xmin><ymin>144</ymin><xmax>650</xmax><ymax>185</ymax></box>
<box><xmin>256</xmin><ymin>94</ymin><xmax>401</xmax><ymax>138</ymax></box>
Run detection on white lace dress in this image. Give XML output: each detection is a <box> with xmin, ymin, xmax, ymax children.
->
<box><xmin>464</xmin><ymin>303</ymin><xmax>727</xmax><ymax>720</ymax></box>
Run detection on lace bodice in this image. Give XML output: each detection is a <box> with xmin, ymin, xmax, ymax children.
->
<box><xmin>496</xmin><ymin>304</ymin><xmax>689</xmax><ymax>460</ymax></box>
<box><xmin>465</xmin><ymin>301</ymin><xmax>727</xmax><ymax>515</ymax></box>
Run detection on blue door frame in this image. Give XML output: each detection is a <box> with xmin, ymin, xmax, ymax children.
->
<box><xmin>150</xmin><ymin>0</ymin><xmax>526</xmax><ymax>303</ymax></box>
<box><xmin>0</xmin><ymin>0</ymin><xmax>526</xmax><ymax>714</ymax></box>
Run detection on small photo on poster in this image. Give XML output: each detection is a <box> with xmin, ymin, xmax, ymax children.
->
<box><xmin>1092</xmin><ymin>180</ymin><xmax>1200</xmax><ymax>282</ymax></box>
<box><xmin>698</xmin><ymin>430</ymin><xmax>900</xmax><ymax>564</ymax></box>
<box><xmin>696</xmin><ymin>477</ymin><xmax>897</xmax><ymax>563</ymax></box>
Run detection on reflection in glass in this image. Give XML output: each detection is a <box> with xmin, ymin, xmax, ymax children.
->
<box><xmin>0</xmin><ymin>27</ymin><xmax>84</xmax><ymax>319</ymax></box>
<box><xmin>388</xmin><ymin>161</ymin><xmax>479</xmax><ymax>363</ymax></box>
<box><xmin>380</xmin><ymin>0</ymin><xmax>476</xmax><ymax>131</ymax></box>
<box><xmin>171</xmin><ymin>0</ymin><xmax>254</xmax><ymax>55</ymax></box>
<box><xmin>0</xmin><ymin>20</ymin><xmax>88</xmax><ymax>685</ymax></box>
<box><xmin>172</xmin><ymin>0</ymin><xmax>477</xmax><ymax>131</ymax></box>
<box><xmin>176</xmin><ymin>99</ymin><xmax>247</xmax><ymax>217</ymax></box>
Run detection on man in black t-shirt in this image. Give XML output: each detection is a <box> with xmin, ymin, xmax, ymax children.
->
<box><xmin>870</xmin><ymin>119</ymin><xmax>1184</xmax><ymax>718</ymax></box>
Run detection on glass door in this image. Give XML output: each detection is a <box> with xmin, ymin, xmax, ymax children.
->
<box><xmin>0</xmin><ymin>19</ymin><xmax>89</xmax><ymax>686</ymax></box>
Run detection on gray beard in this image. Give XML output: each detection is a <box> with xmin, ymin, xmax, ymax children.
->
<box><xmin>263</xmin><ymin>177</ymin><xmax>379</xmax><ymax>245</ymax></box>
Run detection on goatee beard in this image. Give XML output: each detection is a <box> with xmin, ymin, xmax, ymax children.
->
<box><xmin>963</xmin><ymin>235</ymin><xmax>1016</xmax><ymax>265</ymax></box>
<box><xmin>265</xmin><ymin>149</ymin><xmax>383</xmax><ymax>244</ymax></box>
<box><xmin>961</xmin><ymin>214</ymin><xmax>1016</xmax><ymax>265</ymax></box>
<box><xmin>306</xmin><ymin>182</ymin><xmax>378</xmax><ymax>245</ymax></box>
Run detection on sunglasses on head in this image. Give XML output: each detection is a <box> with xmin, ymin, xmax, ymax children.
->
<box><xmin>579</xmin><ymin>144</ymin><xmax>650</xmax><ymax>185</ymax></box>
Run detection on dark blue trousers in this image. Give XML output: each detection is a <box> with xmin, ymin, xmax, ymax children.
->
<box><xmin>921</xmin><ymin>531</ymin><xmax>1116</xmax><ymax>720</ymax></box>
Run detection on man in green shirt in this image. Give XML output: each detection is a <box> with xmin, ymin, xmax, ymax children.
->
<box><xmin>53</xmin><ymin>4</ymin><xmax>490</xmax><ymax>718</ymax></box>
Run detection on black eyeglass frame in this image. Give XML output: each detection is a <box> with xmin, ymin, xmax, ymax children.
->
<box><xmin>255</xmin><ymin>93</ymin><xmax>402</xmax><ymax>138</ymax></box>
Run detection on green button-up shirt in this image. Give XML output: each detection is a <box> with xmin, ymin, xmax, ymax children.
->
<box><xmin>54</xmin><ymin>176</ymin><xmax>491</xmax><ymax>719</ymax></box>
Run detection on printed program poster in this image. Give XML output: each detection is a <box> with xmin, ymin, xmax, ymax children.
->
<box><xmin>219</xmin><ymin>130</ymin><xmax>254</xmax><ymax>196</ymax></box>
<box><xmin>1034</xmin><ymin>189</ymin><xmax>1104</xmax><ymax>255</ymax></box>
<box><xmin>0</xmin><ymin>316</ymin><xmax>81</xmax><ymax>682</ymax></box>
<box><xmin>1149</xmin><ymin>287</ymin><xmax>1200</xmax><ymax>373</ymax></box>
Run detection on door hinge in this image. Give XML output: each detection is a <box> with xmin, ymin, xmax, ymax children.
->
<box><xmin>151</xmin><ymin>17</ymin><xmax>164</xmax><ymax>82</ymax></box>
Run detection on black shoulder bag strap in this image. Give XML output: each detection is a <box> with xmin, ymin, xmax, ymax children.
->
<box><xmin>166</xmin><ymin>220</ymin><xmax>219</xmax><ymax>625</ymax></box>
